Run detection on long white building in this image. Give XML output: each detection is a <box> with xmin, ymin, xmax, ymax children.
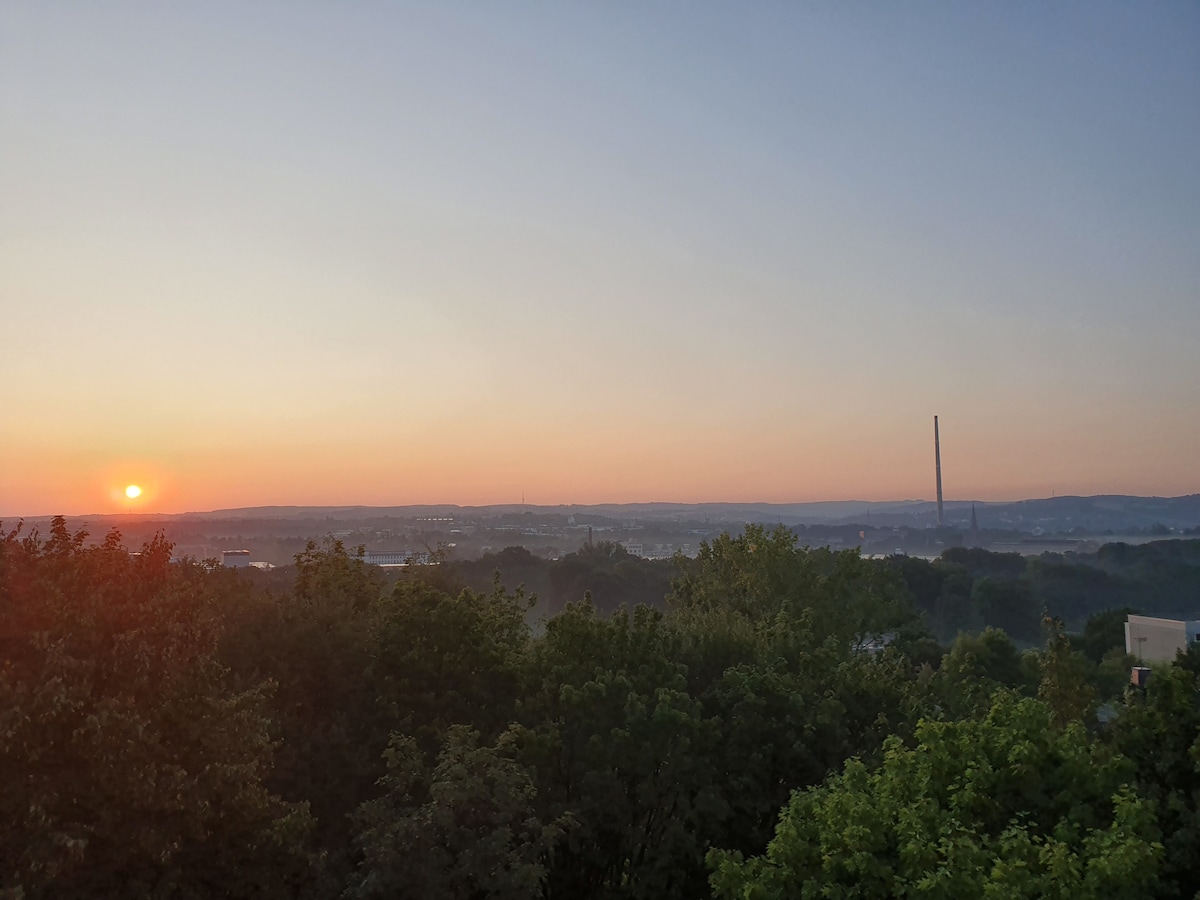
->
<box><xmin>360</xmin><ymin>550</ymin><xmax>430</xmax><ymax>566</ymax></box>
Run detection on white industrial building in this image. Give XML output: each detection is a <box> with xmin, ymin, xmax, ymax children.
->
<box><xmin>1125</xmin><ymin>614</ymin><xmax>1200</xmax><ymax>664</ymax></box>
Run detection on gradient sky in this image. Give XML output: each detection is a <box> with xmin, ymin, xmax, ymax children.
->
<box><xmin>2</xmin><ymin>2</ymin><xmax>1198</xmax><ymax>516</ymax></box>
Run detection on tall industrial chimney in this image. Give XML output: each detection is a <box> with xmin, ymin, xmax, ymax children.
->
<box><xmin>934</xmin><ymin>415</ymin><xmax>944</xmax><ymax>528</ymax></box>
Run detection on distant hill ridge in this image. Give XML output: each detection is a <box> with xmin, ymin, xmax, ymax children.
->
<box><xmin>22</xmin><ymin>493</ymin><xmax>1200</xmax><ymax>533</ymax></box>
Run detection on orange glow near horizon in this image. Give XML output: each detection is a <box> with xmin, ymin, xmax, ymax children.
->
<box><xmin>1</xmin><ymin>411</ymin><xmax>1196</xmax><ymax>519</ymax></box>
<box><xmin>2</xmin><ymin>5</ymin><xmax>1198</xmax><ymax>520</ymax></box>
<box><xmin>1</xmin><ymin>392</ymin><xmax>1197</xmax><ymax>518</ymax></box>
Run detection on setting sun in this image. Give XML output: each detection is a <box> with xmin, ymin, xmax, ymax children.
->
<box><xmin>125</xmin><ymin>484</ymin><xmax>142</xmax><ymax>499</ymax></box>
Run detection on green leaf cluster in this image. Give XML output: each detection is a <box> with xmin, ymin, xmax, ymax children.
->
<box><xmin>709</xmin><ymin>693</ymin><xmax>1161</xmax><ymax>899</ymax></box>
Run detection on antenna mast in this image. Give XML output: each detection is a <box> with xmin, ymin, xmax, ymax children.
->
<box><xmin>934</xmin><ymin>415</ymin><xmax>944</xmax><ymax>528</ymax></box>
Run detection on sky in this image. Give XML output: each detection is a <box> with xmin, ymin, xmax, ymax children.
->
<box><xmin>2</xmin><ymin>2</ymin><xmax>1198</xmax><ymax>516</ymax></box>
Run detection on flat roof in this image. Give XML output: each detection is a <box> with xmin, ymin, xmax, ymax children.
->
<box><xmin>1128</xmin><ymin>614</ymin><xmax>1200</xmax><ymax>627</ymax></box>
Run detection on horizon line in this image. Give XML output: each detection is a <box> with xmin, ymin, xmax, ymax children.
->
<box><xmin>6</xmin><ymin>492</ymin><xmax>1200</xmax><ymax>521</ymax></box>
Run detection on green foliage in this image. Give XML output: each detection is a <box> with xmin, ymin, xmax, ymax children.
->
<box><xmin>517</xmin><ymin>599</ymin><xmax>721</xmax><ymax>899</ymax></box>
<box><xmin>971</xmin><ymin>575</ymin><xmax>1040</xmax><ymax>642</ymax></box>
<box><xmin>347</xmin><ymin>726</ymin><xmax>566</xmax><ymax>900</ymax></box>
<box><xmin>1027</xmin><ymin>559</ymin><xmax>1132</xmax><ymax>626</ymax></box>
<box><xmin>445</xmin><ymin>542</ymin><xmax>675</xmax><ymax>617</ymax></box>
<box><xmin>293</xmin><ymin>538</ymin><xmax>384</xmax><ymax>611</ymax></box>
<box><xmin>12</xmin><ymin>517</ymin><xmax>1198</xmax><ymax>900</ymax></box>
<box><xmin>1046</xmin><ymin>540</ymin><xmax>1200</xmax><ymax>623</ymax></box>
<box><xmin>1033</xmin><ymin>619</ymin><xmax>1098</xmax><ymax>726</ymax></box>
<box><xmin>670</xmin><ymin>524</ymin><xmax>917</xmax><ymax>646</ymax></box>
<box><xmin>1089</xmin><ymin>646</ymin><xmax>1137</xmax><ymax>700</ymax></box>
<box><xmin>218</xmin><ymin>543</ymin><xmax>535</xmax><ymax>884</ymax></box>
<box><xmin>1109</xmin><ymin>663</ymin><xmax>1200</xmax><ymax>897</ymax></box>
<box><xmin>709</xmin><ymin>693</ymin><xmax>1161</xmax><ymax>899</ymax></box>
<box><xmin>215</xmin><ymin>539</ymin><xmax>389</xmax><ymax>880</ymax></box>
<box><xmin>922</xmin><ymin>543</ymin><xmax>1200</xmax><ymax>639</ymax></box>
<box><xmin>935</xmin><ymin>628</ymin><xmax>1034</xmax><ymax>717</ymax></box>
<box><xmin>888</xmin><ymin>555</ymin><xmax>944</xmax><ymax>617</ymax></box>
<box><xmin>1073</xmin><ymin>607</ymin><xmax>1140</xmax><ymax>664</ymax></box>
<box><xmin>0</xmin><ymin>519</ymin><xmax>311</xmax><ymax>898</ymax></box>
<box><xmin>940</xmin><ymin>546</ymin><xmax>1026</xmax><ymax>579</ymax></box>
<box><xmin>372</xmin><ymin>576</ymin><xmax>533</xmax><ymax>743</ymax></box>
<box><xmin>503</xmin><ymin>531</ymin><xmax>935</xmax><ymax>899</ymax></box>
<box><xmin>549</xmin><ymin>542</ymin><xmax>676</xmax><ymax>614</ymax></box>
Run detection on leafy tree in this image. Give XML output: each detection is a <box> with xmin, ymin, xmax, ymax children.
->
<box><xmin>220</xmin><ymin>544</ymin><xmax>537</xmax><ymax>889</ymax></box>
<box><xmin>518</xmin><ymin>600</ymin><xmax>721</xmax><ymax>900</ymax></box>
<box><xmin>972</xmin><ymin>576</ymin><xmax>1040</xmax><ymax>643</ymax></box>
<box><xmin>548</xmin><ymin>542</ymin><xmax>675</xmax><ymax>614</ymax></box>
<box><xmin>346</xmin><ymin>726</ymin><xmax>565</xmax><ymax>900</ymax></box>
<box><xmin>292</xmin><ymin>538</ymin><xmax>384</xmax><ymax>611</ymax></box>
<box><xmin>508</xmin><ymin>532</ymin><xmax>936</xmax><ymax>900</ymax></box>
<box><xmin>934</xmin><ymin>627</ymin><xmax>1033</xmax><ymax>718</ymax></box>
<box><xmin>1028</xmin><ymin>560</ymin><xmax>1131</xmax><ymax>626</ymax></box>
<box><xmin>710</xmin><ymin>693</ymin><xmax>1161</xmax><ymax>899</ymax></box>
<box><xmin>1073</xmin><ymin>607</ymin><xmax>1140</xmax><ymax>664</ymax></box>
<box><xmin>446</xmin><ymin>545</ymin><xmax>548</xmax><ymax>597</ymax></box>
<box><xmin>697</xmin><ymin>643</ymin><xmax>931</xmax><ymax>867</ymax></box>
<box><xmin>1090</xmin><ymin>646</ymin><xmax>1138</xmax><ymax>701</ymax></box>
<box><xmin>445</xmin><ymin>543</ymin><xmax>675</xmax><ymax>618</ymax></box>
<box><xmin>888</xmin><ymin>555</ymin><xmax>944</xmax><ymax>618</ymax></box>
<box><xmin>667</xmin><ymin>536</ymin><xmax>935</xmax><ymax>863</ymax></box>
<box><xmin>1110</xmin><ymin>663</ymin><xmax>1200</xmax><ymax>897</ymax></box>
<box><xmin>929</xmin><ymin>565</ymin><xmax>979</xmax><ymax>640</ymax></box>
<box><xmin>214</xmin><ymin>538</ymin><xmax>387</xmax><ymax>884</ymax></box>
<box><xmin>1035</xmin><ymin>618</ymin><xmax>1097</xmax><ymax>726</ymax></box>
<box><xmin>371</xmin><ymin>576</ymin><xmax>533</xmax><ymax>745</ymax></box>
<box><xmin>940</xmin><ymin>546</ymin><xmax>1026</xmax><ymax>579</ymax></box>
<box><xmin>669</xmin><ymin>525</ymin><xmax>917</xmax><ymax>647</ymax></box>
<box><xmin>0</xmin><ymin>519</ymin><xmax>311</xmax><ymax>899</ymax></box>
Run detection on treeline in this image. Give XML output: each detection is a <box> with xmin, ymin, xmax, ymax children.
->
<box><xmin>4</xmin><ymin>519</ymin><xmax>1200</xmax><ymax>898</ymax></box>
<box><xmin>446</xmin><ymin>537</ymin><xmax>1200</xmax><ymax>641</ymax></box>
<box><xmin>447</xmin><ymin>541</ymin><xmax>676</xmax><ymax>618</ymax></box>
<box><xmin>887</xmin><ymin>541</ymin><xmax>1200</xmax><ymax>642</ymax></box>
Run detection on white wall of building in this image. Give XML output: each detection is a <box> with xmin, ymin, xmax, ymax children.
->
<box><xmin>1125</xmin><ymin>615</ymin><xmax>1200</xmax><ymax>663</ymax></box>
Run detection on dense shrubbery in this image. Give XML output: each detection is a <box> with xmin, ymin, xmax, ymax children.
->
<box><xmin>4</xmin><ymin>519</ymin><xmax>1199</xmax><ymax>898</ymax></box>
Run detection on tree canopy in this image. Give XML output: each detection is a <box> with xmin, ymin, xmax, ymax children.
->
<box><xmin>4</xmin><ymin>520</ymin><xmax>1197</xmax><ymax>898</ymax></box>
<box><xmin>709</xmin><ymin>694</ymin><xmax>1160</xmax><ymax>900</ymax></box>
<box><xmin>0</xmin><ymin>519</ymin><xmax>312</xmax><ymax>899</ymax></box>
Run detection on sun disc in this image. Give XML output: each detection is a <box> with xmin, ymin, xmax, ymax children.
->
<box><xmin>125</xmin><ymin>484</ymin><xmax>142</xmax><ymax>499</ymax></box>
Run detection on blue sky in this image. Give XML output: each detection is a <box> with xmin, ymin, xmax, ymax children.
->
<box><xmin>2</xmin><ymin>2</ymin><xmax>1197</xmax><ymax>514</ymax></box>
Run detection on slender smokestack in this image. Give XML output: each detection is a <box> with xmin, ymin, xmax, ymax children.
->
<box><xmin>934</xmin><ymin>415</ymin><xmax>944</xmax><ymax>528</ymax></box>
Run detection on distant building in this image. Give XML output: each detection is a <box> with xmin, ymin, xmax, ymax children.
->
<box><xmin>964</xmin><ymin>504</ymin><xmax>982</xmax><ymax>548</ymax></box>
<box><xmin>222</xmin><ymin>550</ymin><xmax>251</xmax><ymax>568</ymax></box>
<box><xmin>1125</xmin><ymin>614</ymin><xmax>1200</xmax><ymax>663</ymax></box>
<box><xmin>361</xmin><ymin>549</ymin><xmax>429</xmax><ymax>566</ymax></box>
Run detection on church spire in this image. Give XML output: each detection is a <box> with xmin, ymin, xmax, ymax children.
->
<box><xmin>966</xmin><ymin>503</ymin><xmax>981</xmax><ymax>548</ymax></box>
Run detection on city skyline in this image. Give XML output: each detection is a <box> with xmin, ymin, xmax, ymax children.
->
<box><xmin>3</xmin><ymin>3</ymin><xmax>1198</xmax><ymax>517</ymax></box>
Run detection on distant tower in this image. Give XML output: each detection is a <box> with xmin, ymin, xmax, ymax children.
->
<box><xmin>934</xmin><ymin>416</ymin><xmax>944</xmax><ymax>528</ymax></box>
<box><xmin>966</xmin><ymin>503</ymin><xmax>980</xmax><ymax>548</ymax></box>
